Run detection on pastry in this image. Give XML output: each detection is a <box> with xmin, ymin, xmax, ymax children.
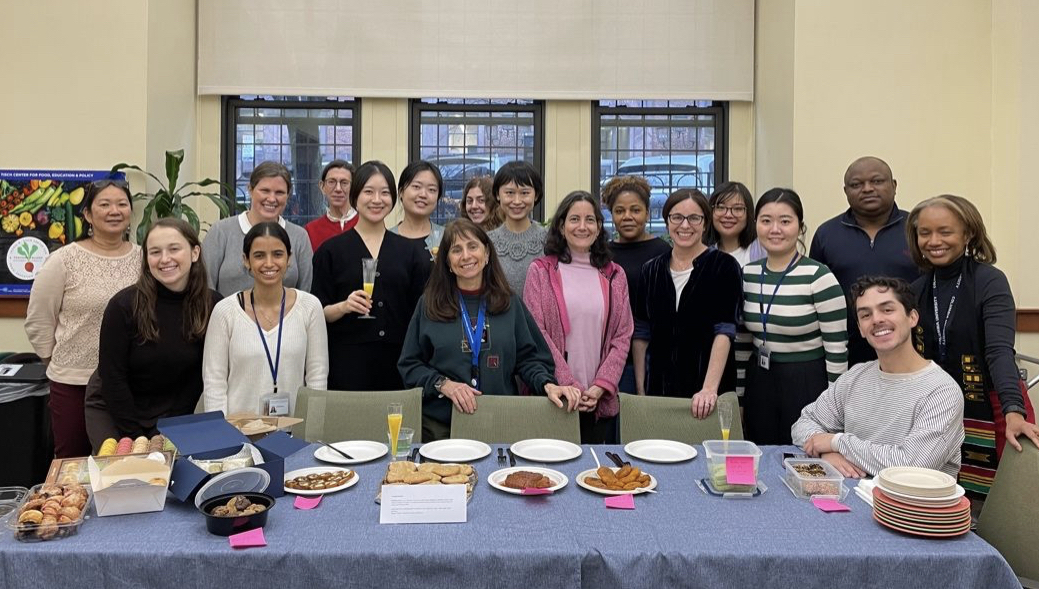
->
<box><xmin>98</xmin><ymin>438</ymin><xmax>118</xmax><ymax>457</ymax></box>
<box><xmin>116</xmin><ymin>437</ymin><xmax>133</xmax><ymax>455</ymax></box>
<box><xmin>403</xmin><ymin>472</ymin><xmax>435</xmax><ymax>484</ymax></box>
<box><xmin>131</xmin><ymin>436</ymin><xmax>149</xmax><ymax>454</ymax></box>
<box><xmin>502</xmin><ymin>471</ymin><xmax>555</xmax><ymax>489</ymax></box>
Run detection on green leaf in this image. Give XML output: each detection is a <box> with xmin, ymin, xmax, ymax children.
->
<box><xmin>111</xmin><ymin>163</ymin><xmax>166</xmax><ymax>192</ymax></box>
<box><xmin>164</xmin><ymin>150</ymin><xmax>184</xmax><ymax>194</ymax></box>
<box><xmin>136</xmin><ymin>197</ymin><xmax>162</xmax><ymax>244</ymax></box>
<box><xmin>180</xmin><ymin>191</ymin><xmax>231</xmax><ymax>218</ymax></box>
<box><xmin>182</xmin><ymin>205</ymin><xmax>200</xmax><ymax>234</ymax></box>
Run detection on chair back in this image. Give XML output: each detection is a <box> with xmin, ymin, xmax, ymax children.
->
<box><xmin>619</xmin><ymin>391</ymin><xmax>743</xmax><ymax>444</ymax></box>
<box><xmin>292</xmin><ymin>387</ymin><xmax>423</xmax><ymax>444</ymax></box>
<box><xmin>977</xmin><ymin>440</ymin><xmax>1039</xmax><ymax>584</ymax></box>
<box><xmin>450</xmin><ymin>395</ymin><xmax>580</xmax><ymax>444</ymax></box>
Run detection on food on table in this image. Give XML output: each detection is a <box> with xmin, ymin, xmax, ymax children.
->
<box><xmin>789</xmin><ymin>462</ymin><xmax>842</xmax><ymax>496</ymax></box>
<box><xmin>708</xmin><ymin>463</ymin><xmax>758</xmax><ymax>493</ymax></box>
<box><xmin>162</xmin><ymin>436</ymin><xmax>176</xmax><ymax>453</ymax></box>
<box><xmin>188</xmin><ymin>446</ymin><xmax>254</xmax><ymax>474</ymax></box>
<box><xmin>208</xmin><ymin>495</ymin><xmax>266</xmax><ymax>517</ymax></box>
<box><xmin>502</xmin><ymin>471</ymin><xmax>555</xmax><ymax>489</ymax></box>
<box><xmin>148</xmin><ymin>478</ymin><xmax>169</xmax><ymax>487</ymax></box>
<box><xmin>383</xmin><ymin>461</ymin><xmax>475</xmax><ymax>487</ymax></box>
<box><xmin>116</xmin><ymin>437</ymin><xmax>133</xmax><ymax>455</ymax></box>
<box><xmin>131</xmin><ymin>436</ymin><xmax>149</xmax><ymax>454</ymax></box>
<box><xmin>13</xmin><ymin>483</ymin><xmax>88</xmax><ymax>541</ymax></box>
<box><xmin>147</xmin><ymin>435</ymin><xmax>166</xmax><ymax>453</ymax></box>
<box><xmin>98</xmin><ymin>438</ymin><xmax>118</xmax><ymax>457</ymax></box>
<box><xmin>284</xmin><ymin>470</ymin><xmax>355</xmax><ymax>491</ymax></box>
<box><xmin>239</xmin><ymin>419</ymin><xmax>269</xmax><ymax>435</ymax></box>
<box><xmin>583</xmin><ymin>465</ymin><xmax>651</xmax><ymax>491</ymax></box>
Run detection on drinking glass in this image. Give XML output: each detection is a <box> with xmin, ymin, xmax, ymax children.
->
<box><xmin>391</xmin><ymin>427</ymin><xmax>414</xmax><ymax>460</ymax></box>
<box><xmin>387</xmin><ymin>402</ymin><xmax>403</xmax><ymax>459</ymax></box>
<box><xmin>360</xmin><ymin>257</ymin><xmax>378</xmax><ymax>319</ymax></box>
<box><xmin>718</xmin><ymin>401</ymin><xmax>732</xmax><ymax>441</ymax></box>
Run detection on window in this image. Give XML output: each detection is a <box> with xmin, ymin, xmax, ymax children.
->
<box><xmin>223</xmin><ymin>96</ymin><xmax>361</xmax><ymax>227</ymax></box>
<box><xmin>593</xmin><ymin>100</ymin><xmax>726</xmax><ymax>234</ymax></box>
<box><xmin>410</xmin><ymin>99</ymin><xmax>544</xmax><ymax>225</ymax></box>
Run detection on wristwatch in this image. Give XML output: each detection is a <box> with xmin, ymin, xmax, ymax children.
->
<box><xmin>433</xmin><ymin>375</ymin><xmax>448</xmax><ymax>393</ymax></box>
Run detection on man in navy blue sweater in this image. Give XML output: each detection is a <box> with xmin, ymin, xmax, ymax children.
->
<box><xmin>810</xmin><ymin>156</ymin><xmax>920</xmax><ymax>367</ymax></box>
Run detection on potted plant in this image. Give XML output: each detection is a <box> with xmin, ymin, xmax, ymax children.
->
<box><xmin>112</xmin><ymin>149</ymin><xmax>239</xmax><ymax>243</ymax></box>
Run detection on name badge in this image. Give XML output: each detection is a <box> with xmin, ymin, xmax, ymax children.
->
<box><xmin>758</xmin><ymin>345</ymin><xmax>771</xmax><ymax>370</ymax></box>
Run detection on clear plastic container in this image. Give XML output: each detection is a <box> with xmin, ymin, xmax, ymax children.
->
<box><xmin>7</xmin><ymin>483</ymin><xmax>92</xmax><ymax>542</ymax></box>
<box><xmin>783</xmin><ymin>457</ymin><xmax>845</xmax><ymax>499</ymax></box>
<box><xmin>0</xmin><ymin>487</ymin><xmax>28</xmax><ymax>525</ymax></box>
<box><xmin>702</xmin><ymin>439</ymin><xmax>762</xmax><ymax>493</ymax></box>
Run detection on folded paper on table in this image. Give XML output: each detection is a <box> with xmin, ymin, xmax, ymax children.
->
<box><xmin>725</xmin><ymin>456</ymin><xmax>756</xmax><ymax>485</ymax></box>
<box><xmin>604</xmin><ymin>494</ymin><xmax>635</xmax><ymax>509</ymax></box>
<box><xmin>379</xmin><ymin>483</ymin><xmax>467</xmax><ymax>524</ymax></box>
<box><xmin>294</xmin><ymin>494</ymin><xmax>322</xmax><ymax>509</ymax></box>
<box><xmin>811</xmin><ymin>497</ymin><xmax>851</xmax><ymax>512</ymax></box>
<box><xmin>229</xmin><ymin>527</ymin><xmax>266</xmax><ymax>548</ymax></box>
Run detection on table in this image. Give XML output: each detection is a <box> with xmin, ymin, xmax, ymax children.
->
<box><xmin>0</xmin><ymin>444</ymin><xmax>1019</xmax><ymax>589</ymax></box>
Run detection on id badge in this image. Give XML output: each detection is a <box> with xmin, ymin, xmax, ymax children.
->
<box><xmin>758</xmin><ymin>345</ymin><xmax>771</xmax><ymax>370</ymax></box>
<box><xmin>260</xmin><ymin>393</ymin><xmax>291</xmax><ymax>416</ymax></box>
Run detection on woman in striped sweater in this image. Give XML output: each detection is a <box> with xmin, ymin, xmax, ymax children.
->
<box><xmin>741</xmin><ymin>188</ymin><xmax>848</xmax><ymax>445</ymax></box>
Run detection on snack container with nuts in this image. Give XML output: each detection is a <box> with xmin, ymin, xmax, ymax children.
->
<box><xmin>7</xmin><ymin>483</ymin><xmax>93</xmax><ymax>542</ymax></box>
<box><xmin>782</xmin><ymin>457</ymin><xmax>846</xmax><ymax>499</ymax></box>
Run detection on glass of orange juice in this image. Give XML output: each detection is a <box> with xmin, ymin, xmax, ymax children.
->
<box><xmin>718</xmin><ymin>401</ymin><xmax>732</xmax><ymax>441</ymax></box>
<box><xmin>388</xmin><ymin>402</ymin><xmax>403</xmax><ymax>459</ymax></box>
<box><xmin>360</xmin><ymin>257</ymin><xmax>378</xmax><ymax>319</ymax></box>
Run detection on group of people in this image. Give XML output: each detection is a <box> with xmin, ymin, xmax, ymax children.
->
<box><xmin>24</xmin><ymin>154</ymin><xmax>1038</xmax><ymax>506</ymax></box>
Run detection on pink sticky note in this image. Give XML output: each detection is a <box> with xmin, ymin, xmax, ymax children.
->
<box><xmin>521</xmin><ymin>487</ymin><xmax>553</xmax><ymax>495</ymax></box>
<box><xmin>294</xmin><ymin>494</ymin><xmax>322</xmax><ymax>509</ymax></box>
<box><xmin>228</xmin><ymin>527</ymin><xmax>267</xmax><ymax>549</ymax></box>
<box><xmin>811</xmin><ymin>497</ymin><xmax>851</xmax><ymax>512</ymax></box>
<box><xmin>725</xmin><ymin>456</ymin><xmax>756</xmax><ymax>485</ymax></box>
<box><xmin>604</xmin><ymin>494</ymin><xmax>635</xmax><ymax>509</ymax></box>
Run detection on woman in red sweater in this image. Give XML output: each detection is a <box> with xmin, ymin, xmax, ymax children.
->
<box><xmin>524</xmin><ymin>191</ymin><xmax>634</xmax><ymax>443</ymax></box>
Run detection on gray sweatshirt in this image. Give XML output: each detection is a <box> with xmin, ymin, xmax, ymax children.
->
<box><xmin>202</xmin><ymin>213</ymin><xmax>313</xmax><ymax>297</ymax></box>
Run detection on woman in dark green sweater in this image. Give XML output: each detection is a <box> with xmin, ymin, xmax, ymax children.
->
<box><xmin>398</xmin><ymin>219</ymin><xmax>580</xmax><ymax>441</ymax></box>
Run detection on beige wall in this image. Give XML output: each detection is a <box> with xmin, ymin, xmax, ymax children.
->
<box><xmin>2</xmin><ymin>1</ymin><xmax>1037</xmax><ymax>362</ymax></box>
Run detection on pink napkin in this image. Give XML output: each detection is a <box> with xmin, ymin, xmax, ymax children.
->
<box><xmin>811</xmin><ymin>497</ymin><xmax>850</xmax><ymax>512</ymax></box>
<box><xmin>521</xmin><ymin>487</ymin><xmax>553</xmax><ymax>495</ymax></box>
<box><xmin>294</xmin><ymin>495</ymin><xmax>322</xmax><ymax>509</ymax></box>
<box><xmin>725</xmin><ymin>456</ymin><xmax>756</xmax><ymax>485</ymax></box>
<box><xmin>229</xmin><ymin>527</ymin><xmax>267</xmax><ymax>548</ymax></box>
<box><xmin>604</xmin><ymin>494</ymin><xmax>635</xmax><ymax>509</ymax></box>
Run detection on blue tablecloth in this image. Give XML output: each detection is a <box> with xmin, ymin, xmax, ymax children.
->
<box><xmin>0</xmin><ymin>444</ymin><xmax>1019</xmax><ymax>589</ymax></box>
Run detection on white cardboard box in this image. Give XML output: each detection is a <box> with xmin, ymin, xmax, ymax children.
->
<box><xmin>87</xmin><ymin>454</ymin><xmax>172</xmax><ymax>517</ymax></box>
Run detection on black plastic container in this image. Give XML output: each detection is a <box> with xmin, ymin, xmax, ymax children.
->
<box><xmin>198</xmin><ymin>492</ymin><xmax>274</xmax><ymax>536</ymax></box>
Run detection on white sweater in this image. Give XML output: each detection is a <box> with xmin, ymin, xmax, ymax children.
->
<box><xmin>202</xmin><ymin>289</ymin><xmax>328</xmax><ymax>415</ymax></box>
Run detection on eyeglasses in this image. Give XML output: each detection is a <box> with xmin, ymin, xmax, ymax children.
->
<box><xmin>713</xmin><ymin>205</ymin><xmax>747</xmax><ymax>217</ymax></box>
<box><xmin>323</xmin><ymin>179</ymin><xmax>350</xmax><ymax>189</ymax></box>
<box><xmin>667</xmin><ymin>213</ymin><xmax>705</xmax><ymax>226</ymax></box>
<box><xmin>91</xmin><ymin>178</ymin><xmax>130</xmax><ymax>189</ymax></box>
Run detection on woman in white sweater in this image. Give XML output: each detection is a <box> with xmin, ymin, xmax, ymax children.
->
<box><xmin>203</xmin><ymin>222</ymin><xmax>327</xmax><ymax>416</ymax></box>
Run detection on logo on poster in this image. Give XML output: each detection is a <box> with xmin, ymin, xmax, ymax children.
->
<box><xmin>7</xmin><ymin>237</ymin><xmax>49</xmax><ymax>280</ymax></box>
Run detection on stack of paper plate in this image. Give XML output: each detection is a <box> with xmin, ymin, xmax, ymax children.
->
<box><xmin>872</xmin><ymin>467</ymin><xmax>969</xmax><ymax>537</ymax></box>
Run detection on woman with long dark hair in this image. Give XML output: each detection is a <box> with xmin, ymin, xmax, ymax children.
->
<box><xmin>908</xmin><ymin>195</ymin><xmax>1037</xmax><ymax>500</ymax></box>
<box><xmin>312</xmin><ymin>161</ymin><xmax>431</xmax><ymax>391</ymax></box>
<box><xmin>88</xmin><ymin>219</ymin><xmax>218</xmax><ymax>448</ymax></box>
<box><xmin>459</xmin><ymin>175</ymin><xmax>503</xmax><ymax>231</ymax></box>
<box><xmin>398</xmin><ymin>219</ymin><xmax>579</xmax><ymax>442</ymax></box>
<box><xmin>389</xmin><ymin>160</ymin><xmax>445</xmax><ymax>257</ymax></box>
<box><xmin>524</xmin><ymin>191</ymin><xmax>633</xmax><ymax>443</ymax></box>
<box><xmin>26</xmin><ymin>178</ymin><xmax>141</xmax><ymax>457</ymax></box>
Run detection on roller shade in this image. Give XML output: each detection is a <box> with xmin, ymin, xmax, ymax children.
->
<box><xmin>198</xmin><ymin>0</ymin><xmax>754</xmax><ymax>101</ymax></box>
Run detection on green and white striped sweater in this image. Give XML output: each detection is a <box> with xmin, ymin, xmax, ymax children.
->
<box><xmin>739</xmin><ymin>256</ymin><xmax>848</xmax><ymax>382</ymax></box>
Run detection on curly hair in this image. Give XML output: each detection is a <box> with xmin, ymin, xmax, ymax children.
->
<box><xmin>601</xmin><ymin>175</ymin><xmax>651</xmax><ymax>209</ymax></box>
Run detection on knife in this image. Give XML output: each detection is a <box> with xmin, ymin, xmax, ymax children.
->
<box><xmin>507</xmin><ymin>448</ymin><xmax>517</xmax><ymax>467</ymax></box>
<box><xmin>317</xmin><ymin>440</ymin><xmax>355</xmax><ymax>461</ymax></box>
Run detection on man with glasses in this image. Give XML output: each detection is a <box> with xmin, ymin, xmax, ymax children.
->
<box><xmin>305</xmin><ymin>160</ymin><xmax>357</xmax><ymax>252</ymax></box>
<box><xmin>809</xmin><ymin>157</ymin><xmax>919</xmax><ymax>367</ymax></box>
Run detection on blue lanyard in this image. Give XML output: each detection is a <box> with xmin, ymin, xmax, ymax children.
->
<box><xmin>758</xmin><ymin>254</ymin><xmax>800</xmax><ymax>344</ymax></box>
<box><xmin>251</xmin><ymin>288</ymin><xmax>286</xmax><ymax>394</ymax></box>
<box><xmin>458</xmin><ymin>293</ymin><xmax>487</xmax><ymax>388</ymax></box>
<box><xmin>932</xmin><ymin>272</ymin><xmax>962</xmax><ymax>363</ymax></box>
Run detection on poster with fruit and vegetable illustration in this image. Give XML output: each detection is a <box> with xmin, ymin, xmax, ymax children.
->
<box><xmin>0</xmin><ymin>170</ymin><xmax>124</xmax><ymax>296</ymax></box>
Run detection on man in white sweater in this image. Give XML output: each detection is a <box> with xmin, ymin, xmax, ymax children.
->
<box><xmin>791</xmin><ymin>276</ymin><xmax>964</xmax><ymax>478</ymax></box>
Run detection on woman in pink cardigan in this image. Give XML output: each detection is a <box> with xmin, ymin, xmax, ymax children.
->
<box><xmin>524</xmin><ymin>191</ymin><xmax>634</xmax><ymax>443</ymax></box>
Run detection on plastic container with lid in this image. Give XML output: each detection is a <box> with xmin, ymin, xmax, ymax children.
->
<box><xmin>702</xmin><ymin>440</ymin><xmax>762</xmax><ymax>493</ymax></box>
<box><xmin>782</xmin><ymin>457</ymin><xmax>846</xmax><ymax>499</ymax></box>
<box><xmin>7</xmin><ymin>483</ymin><xmax>92</xmax><ymax>542</ymax></box>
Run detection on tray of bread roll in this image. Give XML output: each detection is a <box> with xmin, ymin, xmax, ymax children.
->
<box><xmin>374</xmin><ymin>461</ymin><xmax>477</xmax><ymax>503</ymax></box>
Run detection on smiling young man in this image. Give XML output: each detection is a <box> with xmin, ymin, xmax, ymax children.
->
<box><xmin>809</xmin><ymin>157</ymin><xmax>920</xmax><ymax>367</ymax></box>
<box><xmin>791</xmin><ymin>276</ymin><xmax>964</xmax><ymax>478</ymax></box>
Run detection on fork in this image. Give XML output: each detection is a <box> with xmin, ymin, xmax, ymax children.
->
<box><xmin>497</xmin><ymin>447</ymin><xmax>507</xmax><ymax>466</ymax></box>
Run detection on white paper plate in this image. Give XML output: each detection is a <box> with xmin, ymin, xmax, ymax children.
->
<box><xmin>313</xmin><ymin>441</ymin><xmax>388</xmax><ymax>465</ymax></box>
<box><xmin>487</xmin><ymin>467</ymin><xmax>569</xmax><ymax>495</ymax></box>
<box><xmin>877</xmin><ymin>466</ymin><xmax>957</xmax><ymax>498</ymax></box>
<box><xmin>575</xmin><ymin>467</ymin><xmax>658</xmax><ymax>495</ymax></box>
<box><xmin>418</xmin><ymin>439</ymin><xmax>492</xmax><ymax>463</ymax></box>
<box><xmin>283</xmin><ymin>467</ymin><xmax>359</xmax><ymax>496</ymax></box>
<box><xmin>509</xmin><ymin>439</ymin><xmax>582</xmax><ymax>463</ymax></box>
<box><xmin>623</xmin><ymin>439</ymin><xmax>698</xmax><ymax>463</ymax></box>
<box><xmin>876</xmin><ymin>482</ymin><xmax>965</xmax><ymax>507</ymax></box>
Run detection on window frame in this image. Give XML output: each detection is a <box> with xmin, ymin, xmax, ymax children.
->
<box><xmin>408</xmin><ymin>98</ymin><xmax>546</xmax><ymax>222</ymax></box>
<box><xmin>221</xmin><ymin>95</ymin><xmax>362</xmax><ymax>225</ymax></box>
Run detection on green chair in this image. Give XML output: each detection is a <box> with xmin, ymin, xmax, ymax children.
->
<box><xmin>977</xmin><ymin>440</ymin><xmax>1039</xmax><ymax>587</ymax></box>
<box><xmin>450</xmin><ymin>395</ymin><xmax>580</xmax><ymax>444</ymax></box>
<box><xmin>619</xmin><ymin>391</ymin><xmax>743</xmax><ymax>444</ymax></box>
<box><xmin>291</xmin><ymin>387</ymin><xmax>423</xmax><ymax>444</ymax></box>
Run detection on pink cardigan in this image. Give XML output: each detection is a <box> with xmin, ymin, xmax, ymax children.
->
<box><xmin>523</xmin><ymin>255</ymin><xmax>633</xmax><ymax>419</ymax></box>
